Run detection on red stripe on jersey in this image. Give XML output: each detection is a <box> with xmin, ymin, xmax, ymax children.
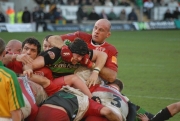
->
<box><xmin>90</xmin><ymin>85</ymin><xmax>128</xmax><ymax>104</ymax></box>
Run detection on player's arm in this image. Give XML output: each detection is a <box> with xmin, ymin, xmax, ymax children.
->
<box><xmin>23</xmin><ymin>56</ymin><xmax>45</xmax><ymax>77</ymax></box>
<box><xmin>24</xmin><ymin>48</ymin><xmax>60</xmax><ymax>77</ymax></box>
<box><xmin>86</xmin><ymin>50</ymin><xmax>107</xmax><ymax>87</ymax></box>
<box><xmin>99</xmin><ymin>67</ymin><xmax>117</xmax><ymax>83</ymax></box>
<box><xmin>47</xmin><ymin>35</ymin><xmax>65</xmax><ymax>49</ymax></box>
<box><xmin>11</xmin><ymin>109</ymin><xmax>22</xmax><ymax>121</ymax></box>
<box><xmin>47</xmin><ymin>32</ymin><xmax>79</xmax><ymax>49</ymax></box>
<box><xmin>9</xmin><ymin>72</ymin><xmax>24</xmax><ymax>121</ymax></box>
<box><xmin>99</xmin><ymin>49</ymin><xmax>118</xmax><ymax>83</ymax></box>
<box><xmin>3</xmin><ymin>53</ymin><xmax>33</xmax><ymax>65</ymax></box>
<box><xmin>91</xmin><ymin>50</ymin><xmax>108</xmax><ymax>71</ymax></box>
<box><xmin>100</xmin><ymin>106</ymin><xmax>123</xmax><ymax>121</ymax></box>
<box><xmin>29</xmin><ymin>74</ymin><xmax>50</xmax><ymax>88</ymax></box>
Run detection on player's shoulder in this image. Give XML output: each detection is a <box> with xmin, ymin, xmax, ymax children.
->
<box><xmin>77</xmin><ymin>31</ymin><xmax>92</xmax><ymax>39</ymax></box>
<box><xmin>0</xmin><ymin>66</ymin><xmax>17</xmax><ymax>78</ymax></box>
<box><xmin>104</xmin><ymin>41</ymin><xmax>118</xmax><ymax>52</ymax></box>
<box><xmin>1</xmin><ymin>66</ymin><xmax>16</xmax><ymax>75</ymax></box>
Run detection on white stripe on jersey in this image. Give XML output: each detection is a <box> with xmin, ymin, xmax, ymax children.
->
<box><xmin>20</xmin><ymin>76</ymin><xmax>36</xmax><ymax>103</ymax></box>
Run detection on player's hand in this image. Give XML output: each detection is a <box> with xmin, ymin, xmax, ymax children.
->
<box><xmin>86</xmin><ymin>71</ymin><xmax>99</xmax><ymax>88</ymax></box>
<box><xmin>23</xmin><ymin>69</ymin><xmax>33</xmax><ymax>78</ymax></box>
<box><xmin>137</xmin><ymin>114</ymin><xmax>149</xmax><ymax>121</ymax></box>
<box><xmin>80</xmin><ymin>54</ymin><xmax>95</xmax><ymax>68</ymax></box>
<box><xmin>61</xmin><ymin>45</ymin><xmax>73</xmax><ymax>63</ymax></box>
<box><xmin>16</xmin><ymin>54</ymin><xmax>33</xmax><ymax>64</ymax></box>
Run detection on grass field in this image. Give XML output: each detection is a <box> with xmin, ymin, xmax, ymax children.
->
<box><xmin>1</xmin><ymin>30</ymin><xmax>180</xmax><ymax>120</ymax></box>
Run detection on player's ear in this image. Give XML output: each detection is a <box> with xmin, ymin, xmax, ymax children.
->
<box><xmin>106</xmin><ymin>32</ymin><xmax>111</xmax><ymax>38</ymax></box>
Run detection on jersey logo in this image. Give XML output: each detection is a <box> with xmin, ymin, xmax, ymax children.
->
<box><xmin>63</xmin><ymin>52</ymin><xmax>71</xmax><ymax>56</ymax></box>
<box><xmin>64</xmin><ymin>39</ymin><xmax>72</xmax><ymax>45</ymax></box>
<box><xmin>112</xmin><ymin>56</ymin><xmax>117</xmax><ymax>64</ymax></box>
<box><xmin>47</xmin><ymin>51</ymin><xmax>55</xmax><ymax>59</ymax></box>
<box><xmin>95</xmin><ymin>47</ymin><xmax>106</xmax><ymax>52</ymax></box>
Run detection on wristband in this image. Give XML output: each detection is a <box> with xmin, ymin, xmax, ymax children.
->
<box><xmin>93</xmin><ymin>67</ymin><xmax>100</xmax><ymax>73</ymax></box>
<box><xmin>93</xmin><ymin>69</ymin><xmax>99</xmax><ymax>73</ymax></box>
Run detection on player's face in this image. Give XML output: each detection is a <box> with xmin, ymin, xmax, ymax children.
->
<box><xmin>71</xmin><ymin>53</ymin><xmax>83</xmax><ymax>64</ymax></box>
<box><xmin>21</xmin><ymin>43</ymin><xmax>38</xmax><ymax>59</ymax></box>
<box><xmin>92</xmin><ymin>21</ymin><xmax>111</xmax><ymax>44</ymax></box>
<box><xmin>43</xmin><ymin>39</ymin><xmax>52</xmax><ymax>51</ymax></box>
<box><xmin>6</xmin><ymin>43</ymin><xmax>22</xmax><ymax>54</ymax></box>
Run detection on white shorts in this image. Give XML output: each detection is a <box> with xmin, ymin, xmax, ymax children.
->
<box><xmin>0</xmin><ymin>117</ymin><xmax>12</xmax><ymax>121</ymax></box>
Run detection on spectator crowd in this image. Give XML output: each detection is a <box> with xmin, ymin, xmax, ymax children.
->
<box><xmin>0</xmin><ymin>0</ymin><xmax>180</xmax><ymax>25</ymax></box>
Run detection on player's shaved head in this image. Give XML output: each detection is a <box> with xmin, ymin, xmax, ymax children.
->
<box><xmin>92</xmin><ymin>19</ymin><xmax>111</xmax><ymax>44</ymax></box>
<box><xmin>6</xmin><ymin>39</ymin><xmax>22</xmax><ymax>54</ymax></box>
<box><xmin>7</xmin><ymin>39</ymin><xmax>22</xmax><ymax>47</ymax></box>
<box><xmin>95</xmin><ymin>19</ymin><xmax>111</xmax><ymax>32</ymax></box>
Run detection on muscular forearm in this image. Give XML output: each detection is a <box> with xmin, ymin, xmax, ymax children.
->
<box><xmin>29</xmin><ymin>74</ymin><xmax>50</xmax><ymax>88</ymax></box>
<box><xmin>48</xmin><ymin>35</ymin><xmax>65</xmax><ymax>49</ymax></box>
<box><xmin>99</xmin><ymin>67</ymin><xmax>117</xmax><ymax>83</ymax></box>
<box><xmin>92</xmin><ymin>51</ymin><xmax>107</xmax><ymax>71</ymax></box>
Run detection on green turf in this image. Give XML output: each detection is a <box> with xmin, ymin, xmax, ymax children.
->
<box><xmin>1</xmin><ymin>30</ymin><xmax>180</xmax><ymax>120</ymax></box>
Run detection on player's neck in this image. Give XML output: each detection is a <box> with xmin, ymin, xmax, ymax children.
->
<box><xmin>92</xmin><ymin>39</ymin><xmax>104</xmax><ymax>45</ymax></box>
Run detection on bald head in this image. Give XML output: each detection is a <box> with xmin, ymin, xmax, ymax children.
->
<box><xmin>6</xmin><ymin>39</ymin><xmax>22</xmax><ymax>54</ymax></box>
<box><xmin>95</xmin><ymin>19</ymin><xmax>111</xmax><ymax>32</ymax></box>
<box><xmin>92</xmin><ymin>19</ymin><xmax>111</xmax><ymax>44</ymax></box>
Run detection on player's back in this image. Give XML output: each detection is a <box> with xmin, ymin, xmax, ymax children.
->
<box><xmin>90</xmin><ymin>84</ymin><xmax>129</xmax><ymax>120</ymax></box>
<box><xmin>18</xmin><ymin>77</ymin><xmax>38</xmax><ymax>121</ymax></box>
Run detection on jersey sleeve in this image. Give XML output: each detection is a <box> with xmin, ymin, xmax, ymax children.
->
<box><xmin>105</xmin><ymin>46</ymin><xmax>118</xmax><ymax>72</ymax></box>
<box><xmin>60</xmin><ymin>31</ymin><xmax>80</xmax><ymax>42</ymax></box>
<box><xmin>60</xmin><ymin>31</ymin><xmax>91</xmax><ymax>44</ymax></box>
<box><xmin>6</xmin><ymin>61</ymin><xmax>23</xmax><ymax>74</ymax></box>
<box><xmin>34</xmin><ymin>67</ymin><xmax>54</xmax><ymax>81</ymax></box>
<box><xmin>40</xmin><ymin>47</ymin><xmax>61</xmax><ymax>66</ymax></box>
<box><xmin>8</xmin><ymin>70</ymin><xmax>25</xmax><ymax>111</ymax></box>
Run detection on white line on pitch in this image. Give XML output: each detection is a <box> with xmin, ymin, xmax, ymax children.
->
<box><xmin>127</xmin><ymin>95</ymin><xmax>180</xmax><ymax>101</ymax></box>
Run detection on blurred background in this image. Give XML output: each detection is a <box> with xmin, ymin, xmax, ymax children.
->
<box><xmin>0</xmin><ymin>0</ymin><xmax>180</xmax><ymax>120</ymax></box>
<box><xmin>0</xmin><ymin>0</ymin><xmax>180</xmax><ymax>32</ymax></box>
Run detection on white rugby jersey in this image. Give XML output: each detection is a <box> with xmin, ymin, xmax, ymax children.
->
<box><xmin>91</xmin><ymin>85</ymin><xmax>129</xmax><ymax>120</ymax></box>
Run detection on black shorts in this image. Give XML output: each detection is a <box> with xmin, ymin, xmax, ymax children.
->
<box><xmin>43</xmin><ymin>90</ymin><xmax>78</xmax><ymax>121</ymax></box>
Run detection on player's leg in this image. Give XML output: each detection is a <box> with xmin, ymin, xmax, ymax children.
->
<box><xmin>35</xmin><ymin>104</ymin><xmax>70</xmax><ymax>121</ymax></box>
<box><xmin>149</xmin><ymin>101</ymin><xmax>180</xmax><ymax>121</ymax></box>
<box><xmin>138</xmin><ymin>102</ymin><xmax>180</xmax><ymax>121</ymax></box>
<box><xmin>167</xmin><ymin>101</ymin><xmax>180</xmax><ymax>116</ymax></box>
